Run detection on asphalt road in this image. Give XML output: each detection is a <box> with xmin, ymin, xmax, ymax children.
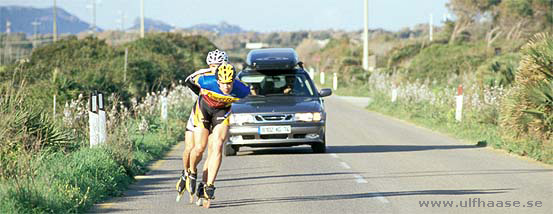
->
<box><xmin>92</xmin><ymin>96</ymin><xmax>553</xmax><ymax>214</ymax></box>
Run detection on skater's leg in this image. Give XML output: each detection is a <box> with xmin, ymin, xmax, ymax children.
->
<box><xmin>190</xmin><ymin>127</ymin><xmax>209</xmax><ymax>174</ymax></box>
<box><xmin>201</xmin><ymin>134</ymin><xmax>215</xmax><ymax>183</ymax></box>
<box><xmin>206</xmin><ymin>124</ymin><xmax>229</xmax><ymax>185</ymax></box>
<box><xmin>176</xmin><ymin>130</ymin><xmax>193</xmax><ymax>197</ymax></box>
<box><xmin>182</xmin><ymin>130</ymin><xmax>194</xmax><ymax>171</ymax></box>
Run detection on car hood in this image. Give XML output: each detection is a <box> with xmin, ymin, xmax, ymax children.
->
<box><xmin>231</xmin><ymin>96</ymin><xmax>322</xmax><ymax>113</ymax></box>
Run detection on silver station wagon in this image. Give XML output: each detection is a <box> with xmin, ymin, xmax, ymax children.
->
<box><xmin>225</xmin><ymin>48</ymin><xmax>332</xmax><ymax>156</ymax></box>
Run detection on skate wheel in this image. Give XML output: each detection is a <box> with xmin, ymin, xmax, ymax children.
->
<box><xmin>203</xmin><ymin>199</ymin><xmax>211</xmax><ymax>208</ymax></box>
<box><xmin>196</xmin><ymin>198</ymin><xmax>203</xmax><ymax>206</ymax></box>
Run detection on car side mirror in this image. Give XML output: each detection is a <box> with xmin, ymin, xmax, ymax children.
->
<box><xmin>319</xmin><ymin>88</ymin><xmax>332</xmax><ymax>97</ymax></box>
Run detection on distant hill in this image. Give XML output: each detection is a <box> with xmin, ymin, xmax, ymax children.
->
<box><xmin>129</xmin><ymin>17</ymin><xmax>175</xmax><ymax>32</ymax></box>
<box><xmin>186</xmin><ymin>22</ymin><xmax>245</xmax><ymax>34</ymax></box>
<box><xmin>129</xmin><ymin>19</ymin><xmax>245</xmax><ymax>35</ymax></box>
<box><xmin>0</xmin><ymin>6</ymin><xmax>96</xmax><ymax>35</ymax></box>
<box><xmin>0</xmin><ymin>6</ymin><xmax>245</xmax><ymax>35</ymax></box>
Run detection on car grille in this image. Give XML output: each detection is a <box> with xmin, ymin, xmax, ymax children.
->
<box><xmin>242</xmin><ymin>135</ymin><xmax>255</xmax><ymax>140</ymax></box>
<box><xmin>255</xmin><ymin>114</ymin><xmax>293</xmax><ymax>122</ymax></box>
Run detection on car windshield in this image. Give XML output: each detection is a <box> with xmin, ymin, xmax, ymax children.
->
<box><xmin>240</xmin><ymin>73</ymin><xmax>315</xmax><ymax>97</ymax></box>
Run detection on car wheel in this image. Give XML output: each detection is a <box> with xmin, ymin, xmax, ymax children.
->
<box><xmin>224</xmin><ymin>144</ymin><xmax>238</xmax><ymax>156</ymax></box>
<box><xmin>311</xmin><ymin>142</ymin><xmax>326</xmax><ymax>153</ymax></box>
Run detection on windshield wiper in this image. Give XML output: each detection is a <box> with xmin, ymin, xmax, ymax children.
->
<box><xmin>264</xmin><ymin>94</ymin><xmax>290</xmax><ymax>97</ymax></box>
<box><xmin>248</xmin><ymin>95</ymin><xmax>266</xmax><ymax>97</ymax></box>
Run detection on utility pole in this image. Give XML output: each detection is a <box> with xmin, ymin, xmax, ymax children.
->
<box><xmin>429</xmin><ymin>14</ymin><xmax>433</xmax><ymax>42</ymax></box>
<box><xmin>362</xmin><ymin>0</ymin><xmax>369</xmax><ymax>71</ymax></box>
<box><xmin>92</xmin><ymin>0</ymin><xmax>96</xmax><ymax>34</ymax></box>
<box><xmin>87</xmin><ymin>0</ymin><xmax>96</xmax><ymax>34</ymax></box>
<box><xmin>32</xmin><ymin>21</ymin><xmax>40</xmax><ymax>49</ymax></box>
<box><xmin>140</xmin><ymin>0</ymin><xmax>145</xmax><ymax>38</ymax></box>
<box><xmin>53</xmin><ymin>0</ymin><xmax>57</xmax><ymax>42</ymax></box>
<box><xmin>6</xmin><ymin>21</ymin><xmax>11</xmax><ymax>63</ymax></box>
<box><xmin>124</xmin><ymin>47</ymin><xmax>128</xmax><ymax>82</ymax></box>
<box><xmin>117</xmin><ymin>10</ymin><xmax>126</xmax><ymax>32</ymax></box>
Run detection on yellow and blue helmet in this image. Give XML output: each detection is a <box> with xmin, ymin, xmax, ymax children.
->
<box><xmin>216</xmin><ymin>64</ymin><xmax>236</xmax><ymax>84</ymax></box>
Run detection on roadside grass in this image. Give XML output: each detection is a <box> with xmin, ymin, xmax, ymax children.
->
<box><xmin>312</xmin><ymin>59</ymin><xmax>553</xmax><ymax>165</ymax></box>
<box><xmin>366</xmin><ymin>90</ymin><xmax>553</xmax><ymax>164</ymax></box>
<box><xmin>313</xmin><ymin>73</ymin><xmax>370</xmax><ymax>97</ymax></box>
<box><xmin>0</xmin><ymin>114</ymin><xmax>188</xmax><ymax>213</ymax></box>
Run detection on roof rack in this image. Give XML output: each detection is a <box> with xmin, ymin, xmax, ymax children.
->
<box><xmin>245</xmin><ymin>48</ymin><xmax>301</xmax><ymax>70</ymax></box>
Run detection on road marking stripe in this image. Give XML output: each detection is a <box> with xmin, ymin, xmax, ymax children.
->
<box><xmin>340</xmin><ymin>162</ymin><xmax>351</xmax><ymax>169</ymax></box>
<box><xmin>329</xmin><ymin>153</ymin><xmax>338</xmax><ymax>158</ymax></box>
<box><xmin>375</xmin><ymin>195</ymin><xmax>390</xmax><ymax>203</ymax></box>
<box><xmin>353</xmin><ymin>174</ymin><xmax>368</xmax><ymax>184</ymax></box>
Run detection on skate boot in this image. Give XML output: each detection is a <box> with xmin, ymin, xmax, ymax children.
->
<box><xmin>201</xmin><ymin>184</ymin><xmax>216</xmax><ymax>208</ymax></box>
<box><xmin>195</xmin><ymin>182</ymin><xmax>205</xmax><ymax>206</ymax></box>
<box><xmin>175</xmin><ymin>170</ymin><xmax>187</xmax><ymax>202</ymax></box>
<box><xmin>185</xmin><ymin>172</ymin><xmax>197</xmax><ymax>203</ymax></box>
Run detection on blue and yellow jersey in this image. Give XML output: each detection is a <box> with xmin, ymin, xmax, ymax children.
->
<box><xmin>193</xmin><ymin>74</ymin><xmax>250</xmax><ymax>108</ymax></box>
<box><xmin>184</xmin><ymin>68</ymin><xmax>212</xmax><ymax>95</ymax></box>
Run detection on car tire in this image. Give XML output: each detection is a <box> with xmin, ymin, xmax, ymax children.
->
<box><xmin>311</xmin><ymin>142</ymin><xmax>326</xmax><ymax>153</ymax></box>
<box><xmin>224</xmin><ymin>144</ymin><xmax>238</xmax><ymax>156</ymax></box>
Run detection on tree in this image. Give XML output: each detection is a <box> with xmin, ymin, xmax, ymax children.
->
<box><xmin>447</xmin><ymin>0</ymin><xmax>501</xmax><ymax>43</ymax></box>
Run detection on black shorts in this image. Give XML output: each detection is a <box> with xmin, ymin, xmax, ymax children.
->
<box><xmin>193</xmin><ymin>96</ymin><xmax>231</xmax><ymax>132</ymax></box>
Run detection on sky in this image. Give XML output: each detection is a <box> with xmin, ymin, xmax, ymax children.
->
<box><xmin>0</xmin><ymin>0</ymin><xmax>451</xmax><ymax>32</ymax></box>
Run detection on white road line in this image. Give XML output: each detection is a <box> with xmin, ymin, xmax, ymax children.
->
<box><xmin>329</xmin><ymin>153</ymin><xmax>339</xmax><ymax>158</ymax></box>
<box><xmin>339</xmin><ymin>162</ymin><xmax>351</xmax><ymax>169</ymax></box>
<box><xmin>375</xmin><ymin>195</ymin><xmax>390</xmax><ymax>203</ymax></box>
<box><xmin>353</xmin><ymin>174</ymin><xmax>368</xmax><ymax>184</ymax></box>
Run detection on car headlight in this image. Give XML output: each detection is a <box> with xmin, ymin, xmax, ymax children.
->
<box><xmin>295</xmin><ymin>112</ymin><xmax>322</xmax><ymax>122</ymax></box>
<box><xmin>230</xmin><ymin>114</ymin><xmax>255</xmax><ymax>125</ymax></box>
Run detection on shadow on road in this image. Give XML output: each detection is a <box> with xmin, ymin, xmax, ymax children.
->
<box><xmin>219</xmin><ymin>176</ymin><xmax>360</xmax><ymax>190</ymax></box>
<box><xmin>328</xmin><ymin>145</ymin><xmax>478</xmax><ymax>153</ymax></box>
<box><xmin>237</xmin><ymin>147</ymin><xmax>315</xmax><ymax>156</ymax></box>
<box><xmin>211</xmin><ymin>188</ymin><xmax>514</xmax><ymax>208</ymax></box>
<box><xmin>235</xmin><ymin>144</ymin><xmax>479</xmax><ymax>156</ymax></box>
<box><xmin>218</xmin><ymin>172</ymin><xmax>357</xmax><ymax>182</ymax></box>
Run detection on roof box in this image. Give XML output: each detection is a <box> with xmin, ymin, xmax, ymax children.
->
<box><xmin>246</xmin><ymin>48</ymin><xmax>299</xmax><ymax>70</ymax></box>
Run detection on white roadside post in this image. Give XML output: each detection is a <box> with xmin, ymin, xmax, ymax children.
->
<box><xmin>333</xmin><ymin>73</ymin><xmax>338</xmax><ymax>90</ymax></box>
<box><xmin>89</xmin><ymin>92</ymin><xmax>99</xmax><ymax>147</ymax></box>
<box><xmin>161</xmin><ymin>88</ymin><xmax>168</xmax><ymax>121</ymax></box>
<box><xmin>391</xmin><ymin>85</ymin><xmax>398</xmax><ymax>103</ymax></box>
<box><xmin>455</xmin><ymin>85</ymin><xmax>463</xmax><ymax>122</ymax></box>
<box><xmin>320</xmin><ymin>71</ymin><xmax>325</xmax><ymax>85</ymax></box>
<box><xmin>53</xmin><ymin>94</ymin><xmax>56</xmax><ymax>118</ymax></box>
<box><xmin>97</xmin><ymin>92</ymin><xmax>107</xmax><ymax>145</ymax></box>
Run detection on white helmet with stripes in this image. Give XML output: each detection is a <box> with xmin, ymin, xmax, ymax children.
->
<box><xmin>206</xmin><ymin>49</ymin><xmax>228</xmax><ymax>65</ymax></box>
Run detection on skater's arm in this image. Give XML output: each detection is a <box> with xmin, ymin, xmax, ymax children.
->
<box><xmin>185</xmin><ymin>70</ymin><xmax>210</xmax><ymax>95</ymax></box>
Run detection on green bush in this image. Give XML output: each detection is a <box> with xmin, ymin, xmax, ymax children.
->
<box><xmin>0</xmin><ymin>85</ymin><xmax>74</xmax><ymax>179</ymax></box>
<box><xmin>501</xmin><ymin>33</ymin><xmax>553</xmax><ymax>142</ymax></box>
<box><xmin>0</xmin><ymin>33</ymin><xmax>216</xmax><ymax>113</ymax></box>
<box><xmin>387</xmin><ymin>42</ymin><xmax>423</xmax><ymax>68</ymax></box>
<box><xmin>476</xmin><ymin>53</ymin><xmax>521</xmax><ymax>87</ymax></box>
<box><xmin>407</xmin><ymin>43</ymin><xmax>488</xmax><ymax>83</ymax></box>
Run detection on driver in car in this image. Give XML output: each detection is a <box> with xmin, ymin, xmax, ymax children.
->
<box><xmin>282</xmin><ymin>76</ymin><xmax>296</xmax><ymax>95</ymax></box>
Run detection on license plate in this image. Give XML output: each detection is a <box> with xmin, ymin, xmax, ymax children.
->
<box><xmin>258</xmin><ymin>126</ymin><xmax>291</xmax><ymax>134</ymax></box>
